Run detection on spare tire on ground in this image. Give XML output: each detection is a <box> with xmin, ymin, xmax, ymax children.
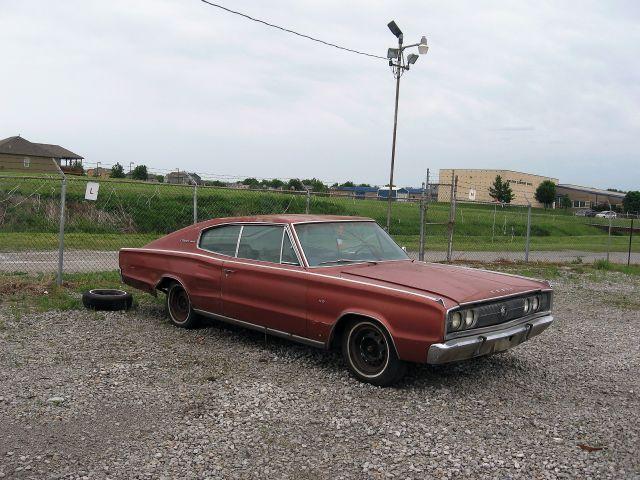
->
<box><xmin>82</xmin><ymin>289</ymin><xmax>133</xmax><ymax>311</ymax></box>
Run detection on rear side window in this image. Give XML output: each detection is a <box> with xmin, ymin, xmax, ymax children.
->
<box><xmin>199</xmin><ymin>225</ymin><xmax>241</xmax><ymax>256</ymax></box>
<box><xmin>237</xmin><ymin>225</ymin><xmax>283</xmax><ymax>263</ymax></box>
<box><xmin>281</xmin><ymin>232</ymin><xmax>300</xmax><ymax>266</ymax></box>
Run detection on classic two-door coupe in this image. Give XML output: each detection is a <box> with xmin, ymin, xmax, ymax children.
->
<box><xmin>119</xmin><ymin>215</ymin><xmax>553</xmax><ymax>386</ymax></box>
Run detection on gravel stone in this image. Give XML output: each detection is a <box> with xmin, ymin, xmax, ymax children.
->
<box><xmin>0</xmin><ymin>272</ymin><xmax>638</xmax><ymax>478</ymax></box>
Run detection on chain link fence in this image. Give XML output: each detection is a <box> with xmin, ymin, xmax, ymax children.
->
<box><xmin>1</xmin><ymin>174</ymin><xmax>638</xmax><ymax>283</ymax></box>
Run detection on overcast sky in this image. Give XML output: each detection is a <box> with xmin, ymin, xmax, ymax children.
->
<box><xmin>1</xmin><ymin>0</ymin><xmax>638</xmax><ymax>189</ymax></box>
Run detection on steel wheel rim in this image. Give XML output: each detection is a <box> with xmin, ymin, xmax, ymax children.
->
<box><xmin>348</xmin><ymin>323</ymin><xmax>389</xmax><ymax>377</ymax></box>
<box><xmin>169</xmin><ymin>287</ymin><xmax>189</xmax><ymax>323</ymax></box>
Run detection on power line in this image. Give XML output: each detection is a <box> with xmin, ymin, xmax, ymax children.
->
<box><xmin>200</xmin><ymin>0</ymin><xmax>386</xmax><ymax>60</ymax></box>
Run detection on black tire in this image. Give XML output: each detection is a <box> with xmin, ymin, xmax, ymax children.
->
<box><xmin>82</xmin><ymin>289</ymin><xmax>133</xmax><ymax>311</ymax></box>
<box><xmin>166</xmin><ymin>282</ymin><xmax>199</xmax><ymax>329</ymax></box>
<box><xmin>341</xmin><ymin>319</ymin><xmax>407</xmax><ymax>387</ymax></box>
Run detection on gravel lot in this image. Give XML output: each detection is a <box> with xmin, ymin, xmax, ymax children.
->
<box><xmin>1</xmin><ymin>272</ymin><xmax>639</xmax><ymax>479</ymax></box>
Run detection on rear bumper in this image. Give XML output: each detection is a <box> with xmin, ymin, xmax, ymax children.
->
<box><xmin>426</xmin><ymin>314</ymin><xmax>553</xmax><ymax>364</ymax></box>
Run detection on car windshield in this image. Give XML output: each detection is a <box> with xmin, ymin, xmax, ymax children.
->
<box><xmin>294</xmin><ymin>221</ymin><xmax>409</xmax><ymax>267</ymax></box>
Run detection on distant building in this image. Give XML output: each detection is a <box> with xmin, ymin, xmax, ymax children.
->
<box><xmin>438</xmin><ymin>169</ymin><xmax>558</xmax><ymax>207</ymax></box>
<box><xmin>227</xmin><ymin>182</ymin><xmax>250</xmax><ymax>189</ymax></box>
<box><xmin>329</xmin><ymin>186</ymin><xmax>379</xmax><ymax>199</ymax></box>
<box><xmin>86</xmin><ymin>167</ymin><xmax>110</xmax><ymax>178</ymax></box>
<box><xmin>377</xmin><ymin>187</ymin><xmax>409</xmax><ymax>201</ymax></box>
<box><xmin>0</xmin><ymin>135</ymin><xmax>84</xmax><ymax>174</ymax></box>
<box><xmin>556</xmin><ymin>184</ymin><xmax>626</xmax><ymax>209</ymax></box>
<box><xmin>166</xmin><ymin>171</ymin><xmax>202</xmax><ymax>185</ymax></box>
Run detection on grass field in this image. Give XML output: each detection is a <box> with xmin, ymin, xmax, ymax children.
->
<box><xmin>1</xmin><ymin>175</ymin><xmax>637</xmax><ymax>253</ymax></box>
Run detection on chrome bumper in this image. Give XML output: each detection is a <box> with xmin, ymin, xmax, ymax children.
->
<box><xmin>427</xmin><ymin>314</ymin><xmax>554</xmax><ymax>364</ymax></box>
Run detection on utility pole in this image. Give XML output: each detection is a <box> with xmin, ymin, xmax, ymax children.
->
<box><xmin>385</xmin><ymin>21</ymin><xmax>428</xmax><ymax>231</ymax></box>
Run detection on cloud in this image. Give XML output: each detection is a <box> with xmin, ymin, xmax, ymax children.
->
<box><xmin>0</xmin><ymin>0</ymin><xmax>638</xmax><ymax>189</ymax></box>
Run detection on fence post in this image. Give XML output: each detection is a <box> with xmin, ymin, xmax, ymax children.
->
<box><xmin>419</xmin><ymin>198</ymin><xmax>425</xmax><ymax>261</ymax></box>
<box><xmin>525</xmin><ymin>203</ymin><xmax>532</xmax><ymax>263</ymax></box>
<box><xmin>446</xmin><ymin>172</ymin><xmax>457</xmax><ymax>262</ymax></box>
<box><xmin>193</xmin><ymin>183</ymin><xmax>198</xmax><ymax>224</ymax></box>
<box><xmin>606</xmin><ymin>214</ymin><xmax>612</xmax><ymax>263</ymax></box>
<box><xmin>418</xmin><ymin>169</ymin><xmax>430</xmax><ymax>262</ymax></box>
<box><xmin>305</xmin><ymin>189</ymin><xmax>310</xmax><ymax>214</ymax></box>
<box><xmin>628</xmin><ymin>217</ymin><xmax>634</xmax><ymax>266</ymax></box>
<box><xmin>57</xmin><ymin>176</ymin><xmax>67</xmax><ymax>286</ymax></box>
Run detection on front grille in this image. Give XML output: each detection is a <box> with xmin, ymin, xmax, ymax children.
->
<box><xmin>473</xmin><ymin>292</ymin><xmax>552</xmax><ymax>329</ymax></box>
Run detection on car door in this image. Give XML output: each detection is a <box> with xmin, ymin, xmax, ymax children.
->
<box><xmin>192</xmin><ymin>224</ymin><xmax>242</xmax><ymax>314</ymax></box>
<box><xmin>221</xmin><ymin>224</ymin><xmax>308</xmax><ymax>337</ymax></box>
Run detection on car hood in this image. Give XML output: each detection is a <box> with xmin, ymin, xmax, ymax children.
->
<box><xmin>338</xmin><ymin>261</ymin><xmax>547</xmax><ymax>306</ymax></box>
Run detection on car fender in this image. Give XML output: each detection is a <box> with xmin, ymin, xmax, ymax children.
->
<box><xmin>329</xmin><ymin>309</ymin><xmax>399</xmax><ymax>353</ymax></box>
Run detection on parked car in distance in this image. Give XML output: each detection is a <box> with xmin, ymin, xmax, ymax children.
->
<box><xmin>575</xmin><ymin>209</ymin><xmax>596</xmax><ymax>217</ymax></box>
<box><xmin>119</xmin><ymin>215</ymin><xmax>554</xmax><ymax>386</ymax></box>
<box><xmin>595</xmin><ymin>210</ymin><xmax>617</xmax><ymax>218</ymax></box>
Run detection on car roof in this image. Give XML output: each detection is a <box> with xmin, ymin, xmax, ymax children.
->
<box><xmin>197</xmin><ymin>214</ymin><xmax>374</xmax><ymax>228</ymax></box>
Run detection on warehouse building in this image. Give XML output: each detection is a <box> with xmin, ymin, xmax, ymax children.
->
<box><xmin>556</xmin><ymin>184</ymin><xmax>626</xmax><ymax>209</ymax></box>
<box><xmin>438</xmin><ymin>169</ymin><xmax>558</xmax><ymax>207</ymax></box>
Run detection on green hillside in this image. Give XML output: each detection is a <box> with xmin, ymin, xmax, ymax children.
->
<box><xmin>0</xmin><ymin>176</ymin><xmax>636</xmax><ymax>253</ymax></box>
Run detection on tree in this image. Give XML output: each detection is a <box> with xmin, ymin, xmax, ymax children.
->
<box><xmin>155</xmin><ymin>174</ymin><xmax>164</xmax><ymax>183</ymax></box>
<box><xmin>265</xmin><ymin>178</ymin><xmax>285</xmax><ymax>189</ymax></box>
<box><xmin>357</xmin><ymin>183</ymin><xmax>372</xmax><ymax>187</ymax></box>
<box><xmin>559</xmin><ymin>194</ymin><xmax>572</xmax><ymax>209</ymax></box>
<box><xmin>287</xmin><ymin>178</ymin><xmax>304</xmax><ymax>191</ymax></box>
<box><xmin>535</xmin><ymin>180</ymin><xmax>556</xmax><ymax>208</ymax></box>
<box><xmin>623</xmin><ymin>191</ymin><xmax>640</xmax><ymax>214</ymax></box>
<box><xmin>339</xmin><ymin>181</ymin><xmax>355</xmax><ymax>188</ymax></box>
<box><xmin>110</xmin><ymin>162</ymin><xmax>125</xmax><ymax>178</ymax></box>
<box><xmin>301</xmin><ymin>178</ymin><xmax>327</xmax><ymax>192</ymax></box>
<box><xmin>488</xmin><ymin>175</ymin><xmax>515</xmax><ymax>204</ymax></box>
<box><xmin>131</xmin><ymin>165</ymin><xmax>148</xmax><ymax>181</ymax></box>
<box><xmin>241</xmin><ymin>177</ymin><xmax>260</xmax><ymax>188</ymax></box>
<box><xmin>203</xmin><ymin>180</ymin><xmax>228</xmax><ymax>187</ymax></box>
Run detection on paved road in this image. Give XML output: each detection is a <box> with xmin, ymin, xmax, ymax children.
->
<box><xmin>0</xmin><ymin>250</ymin><xmax>119</xmax><ymax>273</ymax></box>
<box><xmin>421</xmin><ymin>249</ymin><xmax>639</xmax><ymax>265</ymax></box>
<box><xmin>1</xmin><ymin>249</ymin><xmax>638</xmax><ymax>273</ymax></box>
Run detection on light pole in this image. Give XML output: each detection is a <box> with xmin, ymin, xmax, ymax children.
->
<box><xmin>385</xmin><ymin>21</ymin><xmax>428</xmax><ymax>231</ymax></box>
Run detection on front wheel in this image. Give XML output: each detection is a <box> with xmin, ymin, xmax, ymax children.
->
<box><xmin>166</xmin><ymin>282</ymin><xmax>199</xmax><ymax>329</ymax></box>
<box><xmin>341</xmin><ymin>320</ymin><xmax>407</xmax><ymax>387</ymax></box>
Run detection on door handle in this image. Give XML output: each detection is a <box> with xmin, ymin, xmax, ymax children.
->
<box><xmin>223</xmin><ymin>268</ymin><xmax>236</xmax><ymax>277</ymax></box>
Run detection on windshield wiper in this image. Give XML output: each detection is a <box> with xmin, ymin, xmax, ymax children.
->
<box><xmin>317</xmin><ymin>259</ymin><xmax>378</xmax><ymax>266</ymax></box>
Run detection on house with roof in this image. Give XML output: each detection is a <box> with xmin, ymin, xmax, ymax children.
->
<box><xmin>166</xmin><ymin>171</ymin><xmax>202</xmax><ymax>185</ymax></box>
<box><xmin>0</xmin><ymin>135</ymin><xmax>84</xmax><ymax>174</ymax></box>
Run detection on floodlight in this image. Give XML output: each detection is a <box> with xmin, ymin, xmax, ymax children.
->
<box><xmin>387</xmin><ymin>21</ymin><xmax>403</xmax><ymax>39</ymax></box>
<box><xmin>418</xmin><ymin>36</ymin><xmax>429</xmax><ymax>55</ymax></box>
<box><xmin>387</xmin><ymin>48</ymin><xmax>400</xmax><ymax>60</ymax></box>
<box><xmin>407</xmin><ymin>53</ymin><xmax>419</xmax><ymax>65</ymax></box>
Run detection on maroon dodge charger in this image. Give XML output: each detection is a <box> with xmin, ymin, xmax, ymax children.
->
<box><xmin>119</xmin><ymin>215</ymin><xmax>553</xmax><ymax>386</ymax></box>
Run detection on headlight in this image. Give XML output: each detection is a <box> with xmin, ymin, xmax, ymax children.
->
<box><xmin>450</xmin><ymin>312</ymin><xmax>462</xmax><ymax>330</ymax></box>
<box><xmin>464</xmin><ymin>309</ymin><xmax>476</xmax><ymax>328</ymax></box>
<box><xmin>531</xmin><ymin>295</ymin><xmax>540</xmax><ymax>312</ymax></box>
<box><xmin>523</xmin><ymin>298</ymin><xmax>531</xmax><ymax>314</ymax></box>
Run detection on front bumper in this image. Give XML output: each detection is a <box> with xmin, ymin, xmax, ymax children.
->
<box><xmin>426</xmin><ymin>314</ymin><xmax>553</xmax><ymax>364</ymax></box>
